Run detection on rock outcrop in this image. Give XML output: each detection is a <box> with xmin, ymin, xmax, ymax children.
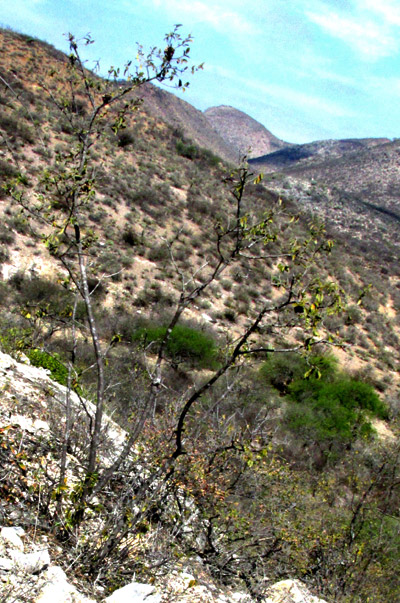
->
<box><xmin>0</xmin><ymin>351</ymin><xmax>329</xmax><ymax>602</ymax></box>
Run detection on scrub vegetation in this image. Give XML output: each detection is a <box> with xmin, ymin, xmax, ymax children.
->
<box><xmin>0</xmin><ymin>26</ymin><xmax>399</xmax><ymax>602</ymax></box>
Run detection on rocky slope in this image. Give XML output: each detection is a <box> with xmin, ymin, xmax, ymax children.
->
<box><xmin>249</xmin><ymin>137</ymin><xmax>400</xmax><ymax>262</ymax></box>
<box><xmin>249</xmin><ymin>137</ymin><xmax>390</xmax><ymax>171</ymax></box>
<box><xmin>204</xmin><ymin>105</ymin><xmax>288</xmax><ymax>159</ymax></box>
<box><xmin>0</xmin><ymin>351</ymin><xmax>328</xmax><ymax>603</ymax></box>
<box><xmin>138</xmin><ymin>86</ymin><xmax>238</xmax><ymax>163</ymax></box>
<box><xmin>0</xmin><ymin>26</ymin><xmax>399</xmax><ymax>603</ymax></box>
<box><xmin>261</xmin><ymin>138</ymin><xmax>400</xmax><ymax>214</ymax></box>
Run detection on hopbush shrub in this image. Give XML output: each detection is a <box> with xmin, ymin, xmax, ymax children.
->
<box><xmin>132</xmin><ymin>323</ymin><xmax>219</xmax><ymax>369</ymax></box>
<box><xmin>287</xmin><ymin>377</ymin><xmax>387</xmax><ymax>443</ymax></box>
<box><xmin>176</xmin><ymin>139</ymin><xmax>220</xmax><ymax>166</ymax></box>
<box><xmin>260</xmin><ymin>353</ymin><xmax>337</xmax><ymax>394</ymax></box>
<box><xmin>176</xmin><ymin>139</ymin><xmax>199</xmax><ymax>160</ymax></box>
<box><xmin>0</xmin><ymin>326</ymin><xmax>33</xmax><ymax>355</ymax></box>
<box><xmin>117</xmin><ymin>129</ymin><xmax>135</xmax><ymax>148</ymax></box>
<box><xmin>260</xmin><ymin>352</ymin><xmax>386</xmax><ymax>446</ymax></box>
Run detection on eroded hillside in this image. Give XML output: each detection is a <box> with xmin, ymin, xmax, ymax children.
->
<box><xmin>0</xmin><ymin>26</ymin><xmax>399</xmax><ymax>603</ymax></box>
<box><xmin>204</xmin><ymin>105</ymin><xmax>288</xmax><ymax>159</ymax></box>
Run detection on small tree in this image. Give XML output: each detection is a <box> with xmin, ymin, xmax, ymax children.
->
<box><xmin>3</xmin><ymin>28</ymin><xmax>347</xmax><ymax>588</ymax></box>
<box><xmin>7</xmin><ymin>27</ymin><xmax>204</xmax><ymax>514</ymax></box>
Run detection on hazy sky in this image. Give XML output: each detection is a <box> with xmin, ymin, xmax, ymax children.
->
<box><xmin>1</xmin><ymin>0</ymin><xmax>400</xmax><ymax>143</ymax></box>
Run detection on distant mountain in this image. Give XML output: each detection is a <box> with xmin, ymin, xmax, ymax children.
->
<box><xmin>137</xmin><ymin>85</ymin><xmax>238</xmax><ymax>163</ymax></box>
<box><xmin>249</xmin><ymin>136</ymin><xmax>400</xmax><ymax>264</ymax></box>
<box><xmin>249</xmin><ymin>138</ymin><xmax>390</xmax><ymax>171</ymax></box>
<box><xmin>204</xmin><ymin>105</ymin><xmax>288</xmax><ymax>160</ymax></box>
<box><xmin>250</xmin><ymin>137</ymin><xmax>400</xmax><ymax>217</ymax></box>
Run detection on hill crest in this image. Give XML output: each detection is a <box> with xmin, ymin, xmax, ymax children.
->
<box><xmin>204</xmin><ymin>104</ymin><xmax>288</xmax><ymax>159</ymax></box>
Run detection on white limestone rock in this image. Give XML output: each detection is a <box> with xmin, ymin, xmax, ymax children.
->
<box><xmin>231</xmin><ymin>593</ymin><xmax>254</xmax><ymax>602</ymax></box>
<box><xmin>105</xmin><ymin>581</ymin><xmax>162</xmax><ymax>603</ymax></box>
<box><xmin>0</xmin><ymin>350</ymin><xmax>127</xmax><ymax>456</ymax></box>
<box><xmin>10</xmin><ymin>548</ymin><xmax>50</xmax><ymax>573</ymax></box>
<box><xmin>263</xmin><ymin>580</ymin><xmax>328</xmax><ymax>603</ymax></box>
<box><xmin>9</xmin><ymin>414</ymin><xmax>50</xmax><ymax>434</ymax></box>
<box><xmin>0</xmin><ymin>557</ymin><xmax>13</xmax><ymax>570</ymax></box>
<box><xmin>1</xmin><ymin>527</ymin><xmax>25</xmax><ymax>551</ymax></box>
<box><xmin>35</xmin><ymin>565</ymin><xmax>95</xmax><ymax>602</ymax></box>
<box><xmin>16</xmin><ymin>352</ymin><xmax>31</xmax><ymax>365</ymax></box>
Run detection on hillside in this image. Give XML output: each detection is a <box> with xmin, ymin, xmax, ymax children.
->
<box><xmin>0</xmin><ymin>26</ymin><xmax>399</xmax><ymax>603</ymax></box>
<box><xmin>249</xmin><ymin>137</ymin><xmax>390</xmax><ymax>171</ymax></box>
<box><xmin>0</xmin><ymin>350</ymin><xmax>329</xmax><ymax>603</ymax></box>
<box><xmin>249</xmin><ymin>137</ymin><xmax>400</xmax><ymax>262</ymax></box>
<box><xmin>204</xmin><ymin>105</ymin><xmax>288</xmax><ymax>159</ymax></box>
<box><xmin>259</xmin><ymin>138</ymin><xmax>400</xmax><ymax>215</ymax></box>
<box><xmin>137</xmin><ymin>85</ymin><xmax>238</xmax><ymax>163</ymax></box>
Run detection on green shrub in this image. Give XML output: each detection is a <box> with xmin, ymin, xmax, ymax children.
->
<box><xmin>86</xmin><ymin>277</ymin><xmax>106</xmax><ymax>296</ymax></box>
<box><xmin>132</xmin><ymin>323</ymin><xmax>219</xmax><ymax>369</ymax></box>
<box><xmin>176</xmin><ymin>139</ymin><xmax>199</xmax><ymax>160</ymax></box>
<box><xmin>0</xmin><ymin>159</ymin><xmax>18</xmax><ymax>180</ymax></box>
<box><xmin>0</xmin><ymin>113</ymin><xmax>35</xmax><ymax>144</ymax></box>
<box><xmin>261</xmin><ymin>352</ymin><xmax>386</xmax><ymax>447</ymax></box>
<box><xmin>316</xmin><ymin>379</ymin><xmax>387</xmax><ymax>417</ymax></box>
<box><xmin>117</xmin><ymin>129</ymin><xmax>135</xmax><ymax>148</ymax></box>
<box><xmin>0</xmin><ymin>327</ymin><xmax>33</xmax><ymax>355</ymax></box>
<box><xmin>260</xmin><ymin>353</ymin><xmax>337</xmax><ymax>394</ymax></box>
<box><xmin>176</xmin><ymin>138</ymin><xmax>220</xmax><ymax>166</ymax></box>
<box><xmin>5</xmin><ymin>212</ymin><xmax>29</xmax><ymax>234</ymax></box>
<box><xmin>133</xmin><ymin>283</ymin><xmax>174</xmax><ymax>308</ymax></box>
<box><xmin>9</xmin><ymin>273</ymin><xmax>74</xmax><ymax>316</ymax></box>
<box><xmin>98</xmin><ymin>252</ymin><xmax>122</xmax><ymax>281</ymax></box>
<box><xmin>26</xmin><ymin>349</ymin><xmax>68</xmax><ymax>385</ymax></box>
<box><xmin>147</xmin><ymin>243</ymin><xmax>169</xmax><ymax>263</ymax></box>
<box><xmin>199</xmin><ymin>147</ymin><xmax>220</xmax><ymax>167</ymax></box>
<box><xmin>0</xmin><ymin>246</ymin><xmax>10</xmax><ymax>264</ymax></box>
<box><xmin>287</xmin><ymin>375</ymin><xmax>387</xmax><ymax>446</ymax></box>
<box><xmin>122</xmin><ymin>228</ymin><xmax>139</xmax><ymax>246</ymax></box>
<box><xmin>345</xmin><ymin>304</ymin><xmax>362</xmax><ymax>325</ymax></box>
<box><xmin>0</xmin><ymin>223</ymin><xmax>16</xmax><ymax>245</ymax></box>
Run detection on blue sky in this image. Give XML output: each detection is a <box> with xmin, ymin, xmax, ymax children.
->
<box><xmin>1</xmin><ymin>0</ymin><xmax>400</xmax><ymax>143</ymax></box>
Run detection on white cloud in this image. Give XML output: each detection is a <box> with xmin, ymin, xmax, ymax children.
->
<box><xmin>208</xmin><ymin>64</ymin><xmax>354</xmax><ymax>118</ymax></box>
<box><xmin>293</xmin><ymin>46</ymin><xmax>358</xmax><ymax>87</ymax></box>
<box><xmin>360</xmin><ymin>0</ymin><xmax>400</xmax><ymax>27</ymax></box>
<box><xmin>1</xmin><ymin>0</ymin><xmax>47</xmax><ymax>25</ymax></box>
<box><xmin>143</xmin><ymin>0</ymin><xmax>258</xmax><ymax>37</ymax></box>
<box><xmin>306</xmin><ymin>65</ymin><xmax>357</xmax><ymax>88</ymax></box>
<box><xmin>369</xmin><ymin>75</ymin><xmax>400</xmax><ymax>98</ymax></box>
<box><xmin>305</xmin><ymin>6</ymin><xmax>397</xmax><ymax>60</ymax></box>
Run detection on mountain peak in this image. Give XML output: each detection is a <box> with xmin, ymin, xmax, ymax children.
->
<box><xmin>204</xmin><ymin>105</ymin><xmax>288</xmax><ymax>159</ymax></box>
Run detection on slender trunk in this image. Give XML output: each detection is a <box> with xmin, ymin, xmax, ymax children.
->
<box><xmin>77</xmin><ymin>245</ymin><xmax>105</xmax><ymax>477</ymax></box>
<box><xmin>56</xmin><ymin>293</ymin><xmax>78</xmax><ymax>519</ymax></box>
